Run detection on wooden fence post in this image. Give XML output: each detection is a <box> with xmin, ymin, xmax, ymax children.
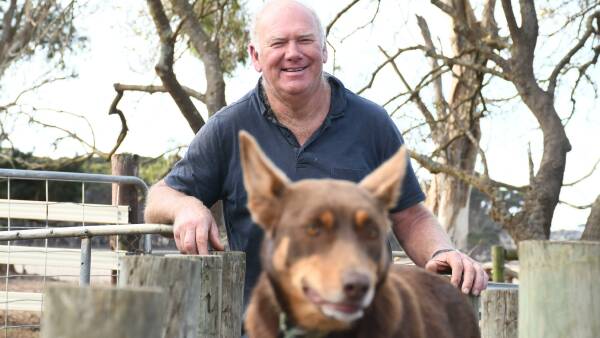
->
<box><xmin>41</xmin><ymin>285</ymin><xmax>166</xmax><ymax>338</ymax></box>
<box><xmin>121</xmin><ymin>254</ymin><xmax>236</xmax><ymax>338</ymax></box>
<box><xmin>214</xmin><ymin>251</ymin><xmax>245</xmax><ymax>337</ymax></box>
<box><xmin>519</xmin><ymin>240</ymin><xmax>600</xmax><ymax>338</ymax></box>
<box><xmin>111</xmin><ymin>153</ymin><xmax>141</xmax><ymax>253</ymax></box>
<box><xmin>480</xmin><ymin>288</ymin><xmax>518</xmax><ymax>338</ymax></box>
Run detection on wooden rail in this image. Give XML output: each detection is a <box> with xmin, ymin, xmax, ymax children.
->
<box><xmin>0</xmin><ymin>199</ymin><xmax>129</xmax><ymax>224</ymax></box>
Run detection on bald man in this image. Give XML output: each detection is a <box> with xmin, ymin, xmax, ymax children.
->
<box><xmin>145</xmin><ymin>0</ymin><xmax>487</xmax><ymax>308</ymax></box>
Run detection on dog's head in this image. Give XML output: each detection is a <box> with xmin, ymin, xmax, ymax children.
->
<box><xmin>239</xmin><ymin>131</ymin><xmax>407</xmax><ymax>331</ymax></box>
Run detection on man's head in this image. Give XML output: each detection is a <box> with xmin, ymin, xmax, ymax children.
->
<box><xmin>248</xmin><ymin>0</ymin><xmax>328</xmax><ymax>99</ymax></box>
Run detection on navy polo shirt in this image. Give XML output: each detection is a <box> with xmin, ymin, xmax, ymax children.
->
<box><xmin>165</xmin><ymin>75</ymin><xmax>425</xmax><ymax>304</ymax></box>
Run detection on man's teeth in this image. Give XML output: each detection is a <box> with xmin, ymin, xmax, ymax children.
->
<box><xmin>284</xmin><ymin>67</ymin><xmax>305</xmax><ymax>72</ymax></box>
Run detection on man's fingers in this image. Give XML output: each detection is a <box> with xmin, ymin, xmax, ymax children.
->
<box><xmin>183</xmin><ymin>228</ymin><xmax>199</xmax><ymax>254</ymax></box>
<box><xmin>461</xmin><ymin>258</ymin><xmax>476</xmax><ymax>294</ymax></box>
<box><xmin>174</xmin><ymin>227</ymin><xmax>182</xmax><ymax>252</ymax></box>
<box><xmin>209</xmin><ymin>222</ymin><xmax>225</xmax><ymax>251</ymax></box>
<box><xmin>195</xmin><ymin>225</ymin><xmax>209</xmax><ymax>255</ymax></box>
<box><xmin>447</xmin><ymin>253</ymin><xmax>464</xmax><ymax>288</ymax></box>
<box><xmin>473</xmin><ymin>265</ymin><xmax>489</xmax><ymax>296</ymax></box>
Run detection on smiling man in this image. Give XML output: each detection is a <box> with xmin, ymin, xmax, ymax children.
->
<box><xmin>144</xmin><ymin>0</ymin><xmax>487</xmax><ymax>315</ymax></box>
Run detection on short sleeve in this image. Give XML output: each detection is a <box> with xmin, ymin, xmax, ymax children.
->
<box><xmin>164</xmin><ymin>117</ymin><xmax>224</xmax><ymax>208</ymax></box>
<box><xmin>379</xmin><ymin>122</ymin><xmax>426</xmax><ymax>213</ymax></box>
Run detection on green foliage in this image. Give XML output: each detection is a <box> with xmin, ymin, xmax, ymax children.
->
<box><xmin>139</xmin><ymin>154</ymin><xmax>181</xmax><ymax>185</ymax></box>
<box><xmin>189</xmin><ymin>0</ymin><xmax>250</xmax><ymax>75</ymax></box>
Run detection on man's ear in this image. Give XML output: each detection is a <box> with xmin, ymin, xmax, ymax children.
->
<box><xmin>359</xmin><ymin>146</ymin><xmax>408</xmax><ymax>210</ymax></box>
<box><xmin>248</xmin><ymin>44</ymin><xmax>262</xmax><ymax>72</ymax></box>
<box><xmin>239</xmin><ymin>130</ymin><xmax>289</xmax><ymax>230</ymax></box>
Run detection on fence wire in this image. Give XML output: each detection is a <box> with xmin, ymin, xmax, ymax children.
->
<box><xmin>0</xmin><ymin>169</ymin><xmax>170</xmax><ymax>338</ymax></box>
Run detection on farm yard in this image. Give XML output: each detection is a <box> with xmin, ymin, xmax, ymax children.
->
<box><xmin>1</xmin><ymin>0</ymin><xmax>599</xmax><ymax>337</ymax></box>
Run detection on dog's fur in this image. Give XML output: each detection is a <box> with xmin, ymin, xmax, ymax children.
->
<box><xmin>239</xmin><ymin>131</ymin><xmax>480</xmax><ymax>338</ymax></box>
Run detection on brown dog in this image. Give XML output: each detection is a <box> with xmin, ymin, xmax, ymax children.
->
<box><xmin>239</xmin><ymin>131</ymin><xmax>480</xmax><ymax>338</ymax></box>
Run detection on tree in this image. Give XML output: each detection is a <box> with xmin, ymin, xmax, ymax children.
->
<box><xmin>109</xmin><ymin>0</ymin><xmax>249</xmax><ymax>158</ymax></box>
<box><xmin>330</xmin><ymin>0</ymin><xmax>599</xmax><ymax>244</ymax></box>
<box><xmin>0</xmin><ymin>0</ymin><xmax>94</xmax><ymax>168</ymax></box>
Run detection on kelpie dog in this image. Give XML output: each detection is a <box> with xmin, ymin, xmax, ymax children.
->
<box><xmin>239</xmin><ymin>131</ymin><xmax>480</xmax><ymax>338</ymax></box>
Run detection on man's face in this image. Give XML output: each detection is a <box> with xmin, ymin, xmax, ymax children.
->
<box><xmin>249</xmin><ymin>2</ymin><xmax>327</xmax><ymax>98</ymax></box>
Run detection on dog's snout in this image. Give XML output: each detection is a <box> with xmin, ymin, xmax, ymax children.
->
<box><xmin>342</xmin><ymin>271</ymin><xmax>370</xmax><ymax>301</ymax></box>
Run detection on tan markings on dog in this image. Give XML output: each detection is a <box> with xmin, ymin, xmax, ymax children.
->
<box><xmin>284</xmin><ymin>240</ymin><xmax>378</xmax><ymax>331</ymax></box>
<box><xmin>354</xmin><ymin>209</ymin><xmax>369</xmax><ymax>229</ymax></box>
<box><xmin>319</xmin><ymin>210</ymin><xmax>335</xmax><ymax>230</ymax></box>
<box><xmin>272</xmin><ymin>236</ymin><xmax>290</xmax><ymax>272</ymax></box>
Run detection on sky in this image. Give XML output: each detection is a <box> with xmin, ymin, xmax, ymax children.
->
<box><xmin>1</xmin><ymin>0</ymin><xmax>598</xmax><ymax>231</ymax></box>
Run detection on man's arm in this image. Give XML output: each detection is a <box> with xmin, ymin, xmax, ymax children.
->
<box><xmin>391</xmin><ymin>202</ymin><xmax>488</xmax><ymax>295</ymax></box>
<box><xmin>145</xmin><ymin>179</ymin><xmax>224</xmax><ymax>254</ymax></box>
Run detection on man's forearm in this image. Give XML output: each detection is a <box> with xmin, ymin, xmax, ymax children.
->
<box><xmin>144</xmin><ymin>179</ymin><xmax>205</xmax><ymax>224</ymax></box>
<box><xmin>390</xmin><ymin>203</ymin><xmax>454</xmax><ymax>267</ymax></box>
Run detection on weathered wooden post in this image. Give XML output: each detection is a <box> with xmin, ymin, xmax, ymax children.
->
<box><xmin>41</xmin><ymin>285</ymin><xmax>166</xmax><ymax>338</ymax></box>
<box><xmin>480</xmin><ymin>287</ymin><xmax>518</xmax><ymax>338</ymax></box>
<box><xmin>214</xmin><ymin>251</ymin><xmax>245</xmax><ymax>338</ymax></box>
<box><xmin>519</xmin><ymin>240</ymin><xmax>600</xmax><ymax>338</ymax></box>
<box><xmin>111</xmin><ymin>153</ymin><xmax>141</xmax><ymax>252</ymax></box>
<box><xmin>121</xmin><ymin>253</ymin><xmax>245</xmax><ymax>338</ymax></box>
<box><xmin>491</xmin><ymin>245</ymin><xmax>505</xmax><ymax>282</ymax></box>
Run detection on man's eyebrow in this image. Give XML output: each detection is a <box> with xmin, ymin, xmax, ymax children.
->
<box><xmin>298</xmin><ymin>33</ymin><xmax>317</xmax><ymax>39</ymax></box>
<box><xmin>267</xmin><ymin>37</ymin><xmax>287</xmax><ymax>44</ymax></box>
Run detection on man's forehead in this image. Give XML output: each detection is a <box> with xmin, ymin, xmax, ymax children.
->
<box><xmin>256</xmin><ymin>1</ymin><xmax>321</xmax><ymax>37</ymax></box>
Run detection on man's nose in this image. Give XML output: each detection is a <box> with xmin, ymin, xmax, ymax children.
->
<box><xmin>342</xmin><ymin>271</ymin><xmax>370</xmax><ymax>302</ymax></box>
<box><xmin>284</xmin><ymin>41</ymin><xmax>302</xmax><ymax>59</ymax></box>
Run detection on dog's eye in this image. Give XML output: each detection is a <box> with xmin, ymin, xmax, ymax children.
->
<box><xmin>357</xmin><ymin>225</ymin><xmax>379</xmax><ymax>239</ymax></box>
<box><xmin>366</xmin><ymin>226</ymin><xmax>379</xmax><ymax>239</ymax></box>
<box><xmin>305</xmin><ymin>223</ymin><xmax>320</xmax><ymax>236</ymax></box>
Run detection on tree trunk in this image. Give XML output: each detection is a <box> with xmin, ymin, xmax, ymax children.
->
<box><xmin>581</xmin><ymin>195</ymin><xmax>600</xmax><ymax>241</ymax></box>
<box><xmin>425</xmin><ymin>0</ymin><xmax>486</xmax><ymax>250</ymax></box>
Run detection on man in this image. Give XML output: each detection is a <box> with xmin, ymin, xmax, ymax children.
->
<box><xmin>144</xmin><ymin>0</ymin><xmax>488</xmax><ymax>306</ymax></box>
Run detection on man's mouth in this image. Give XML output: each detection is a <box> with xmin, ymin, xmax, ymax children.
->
<box><xmin>282</xmin><ymin>66</ymin><xmax>308</xmax><ymax>72</ymax></box>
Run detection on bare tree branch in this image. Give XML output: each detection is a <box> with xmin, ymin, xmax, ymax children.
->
<box><xmin>107</xmin><ymin>88</ymin><xmax>128</xmax><ymax>160</ymax></box>
<box><xmin>339</xmin><ymin>0</ymin><xmax>381</xmax><ymax>43</ymax></box>
<box><xmin>356</xmin><ymin>46</ymin><xmax>422</xmax><ymax>95</ymax></box>
<box><xmin>326</xmin><ymin>0</ymin><xmax>361</xmax><ymax>37</ymax></box>
<box><xmin>563</xmin><ymin>158</ymin><xmax>600</xmax><ymax>187</ymax></box>
<box><xmin>113</xmin><ymin>83</ymin><xmax>207</xmax><ymax>102</ymax></box>
<box><xmin>430</xmin><ymin>0</ymin><xmax>455</xmax><ymax>17</ymax></box>
<box><xmin>146</xmin><ymin>0</ymin><xmax>205</xmax><ymax>133</ymax></box>
<box><xmin>548</xmin><ymin>10</ymin><xmax>600</xmax><ymax>95</ymax></box>
<box><xmin>416</xmin><ymin>14</ymin><xmax>448</xmax><ymax>118</ymax></box>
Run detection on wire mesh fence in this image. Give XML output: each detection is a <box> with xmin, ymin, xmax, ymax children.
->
<box><xmin>0</xmin><ymin>168</ymin><xmax>173</xmax><ymax>338</ymax></box>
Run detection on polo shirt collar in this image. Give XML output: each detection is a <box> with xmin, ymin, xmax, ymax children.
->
<box><xmin>253</xmin><ymin>73</ymin><xmax>347</xmax><ymax>120</ymax></box>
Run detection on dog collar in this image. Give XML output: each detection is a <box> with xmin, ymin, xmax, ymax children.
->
<box><xmin>278</xmin><ymin>312</ymin><xmax>329</xmax><ymax>338</ymax></box>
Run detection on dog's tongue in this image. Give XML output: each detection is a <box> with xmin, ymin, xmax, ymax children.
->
<box><xmin>325</xmin><ymin>302</ymin><xmax>361</xmax><ymax>314</ymax></box>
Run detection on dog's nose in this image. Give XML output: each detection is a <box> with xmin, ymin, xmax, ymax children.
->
<box><xmin>342</xmin><ymin>271</ymin><xmax>370</xmax><ymax>301</ymax></box>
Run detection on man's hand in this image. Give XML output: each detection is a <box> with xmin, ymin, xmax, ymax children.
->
<box><xmin>173</xmin><ymin>200</ymin><xmax>225</xmax><ymax>255</ymax></box>
<box><xmin>425</xmin><ymin>249</ymin><xmax>488</xmax><ymax>296</ymax></box>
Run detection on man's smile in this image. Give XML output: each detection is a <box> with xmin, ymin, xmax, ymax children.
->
<box><xmin>282</xmin><ymin>66</ymin><xmax>309</xmax><ymax>72</ymax></box>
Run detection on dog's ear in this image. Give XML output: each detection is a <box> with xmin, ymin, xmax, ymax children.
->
<box><xmin>359</xmin><ymin>146</ymin><xmax>408</xmax><ymax>210</ymax></box>
<box><xmin>239</xmin><ymin>130</ymin><xmax>290</xmax><ymax>230</ymax></box>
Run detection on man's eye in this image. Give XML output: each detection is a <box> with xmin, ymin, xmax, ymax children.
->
<box><xmin>305</xmin><ymin>223</ymin><xmax>320</xmax><ymax>236</ymax></box>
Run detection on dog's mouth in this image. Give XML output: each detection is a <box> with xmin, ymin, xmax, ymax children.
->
<box><xmin>302</xmin><ymin>283</ymin><xmax>366</xmax><ymax>322</ymax></box>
